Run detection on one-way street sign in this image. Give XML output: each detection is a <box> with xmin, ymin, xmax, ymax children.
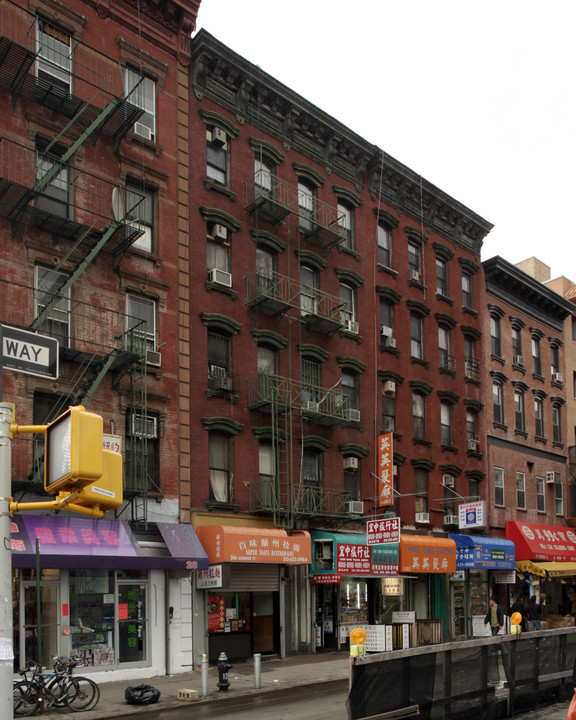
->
<box><xmin>1</xmin><ymin>324</ymin><xmax>59</xmax><ymax>379</ymax></box>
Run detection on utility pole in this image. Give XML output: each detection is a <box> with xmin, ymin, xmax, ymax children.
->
<box><xmin>0</xmin><ymin>402</ymin><xmax>14</xmax><ymax>720</ymax></box>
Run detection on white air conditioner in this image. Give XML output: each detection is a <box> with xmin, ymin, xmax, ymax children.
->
<box><xmin>134</xmin><ymin>122</ymin><xmax>152</xmax><ymax>140</ymax></box>
<box><xmin>344</xmin><ymin>456</ymin><xmax>359</xmax><ymax>471</ymax></box>
<box><xmin>208</xmin><ymin>268</ymin><xmax>232</xmax><ymax>287</ymax></box>
<box><xmin>210</xmin><ymin>126</ymin><xmax>227</xmax><ymax>146</ymax></box>
<box><xmin>345</xmin><ymin>408</ymin><xmax>361</xmax><ymax>423</ymax></box>
<box><xmin>302</xmin><ymin>400</ymin><xmax>320</xmax><ymax>413</ymax></box>
<box><xmin>553</xmin><ymin>372</ymin><xmax>563</xmax><ymax>383</ymax></box>
<box><xmin>467</xmin><ymin>438</ymin><xmax>479</xmax><ymax>452</ymax></box>
<box><xmin>347</xmin><ymin>320</ymin><xmax>360</xmax><ymax>334</ymax></box>
<box><xmin>347</xmin><ymin>500</ymin><xmax>364</xmax><ymax>515</ymax></box>
<box><xmin>514</xmin><ymin>355</ymin><xmax>525</xmax><ymax>366</ymax></box>
<box><xmin>385</xmin><ymin>336</ymin><xmax>397</xmax><ymax>349</ymax></box>
<box><xmin>383</xmin><ymin>380</ymin><xmax>396</xmax><ymax>395</ymax></box>
<box><xmin>444</xmin><ymin>515</ymin><xmax>458</xmax><ymax>526</ymax></box>
<box><xmin>546</xmin><ymin>471</ymin><xmax>556</xmax><ymax>485</ymax></box>
<box><xmin>442</xmin><ymin>474</ymin><xmax>455</xmax><ymax>488</ymax></box>
<box><xmin>410</xmin><ymin>269</ymin><xmax>421</xmax><ymax>282</ymax></box>
<box><xmin>212</xmin><ymin>223</ymin><xmax>228</xmax><ymax>240</ymax></box>
<box><xmin>415</xmin><ymin>512</ymin><xmax>430</xmax><ymax>524</ymax></box>
<box><xmin>146</xmin><ymin>349</ymin><xmax>162</xmax><ymax>367</ymax></box>
<box><xmin>380</xmin><ymin>325</ymin><xmax>393</xmax><ymax>337</ymax></box>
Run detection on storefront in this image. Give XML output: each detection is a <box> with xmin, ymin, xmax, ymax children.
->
<box><xmin>449</xmin><ymin>534</ymin><xmax>515</xmax><ymax>638</ymax></box>
<box><xmin>196</xmin><ymin>525</ymin><xmax>311</xmax><ymax>661</ymax></box>
<box><xmin>506</xmin><ymin>521</ymin><xmax>576</xmax><ymax>621</ymax></box>
<box><xmin>11</xmin><ymin>515</ymin><xmax>208</xmax><ymax>679</ymax></box>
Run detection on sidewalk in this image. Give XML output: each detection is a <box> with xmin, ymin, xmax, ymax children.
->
<box><xmin>42</xmin><ymin>651</ymin><xmax>351</xmax><ymax>720</ymax></box>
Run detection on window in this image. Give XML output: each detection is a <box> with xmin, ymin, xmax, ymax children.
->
<box><xmin>377</xmin><ymin>224</ymin><xmax>392</xmax><ymax>267</ymax></box>
<box><xmin>35</xmin><ymin>142</ymin><xmax>69</xmax><ymax>218</ymax></box>
<box><xmin>126</xmin><ymin>294</ymin><xmax>157</xmax><ymax>355</ymax></box>
<box><xmin>34</xmin><ymin>266</ymin><xmax>70</xmax><ymax>346</ymax></box>
<box><xmin>440</xmin><ymin>402</ymin><xmax>452</xmax><ymax>446</ymax></box>
<box><xmin>413</xmin><ymin>393</ymin><xmax>425</xmax><ymax>440</ymax></box>
<box><xmin>255</xmin><ymin>157</ymin><xmax>274</xmax><ymax>197</ymax></box>
<box><xmin>380</xmin><ymin>298</ymin><xmax>394</xmax><ymax>337</ymax></box>
<box><xmin>537</xmin><ymin>476</ymin><xmax>545</xmax><ymax>512</ymax></box>
<box><xmin>511</xmin><ymin>327</ymin><xmax>522</xmax><ymax>360</ymax></box>
<box><xmin>438</xmin><ymin>327</ymin><xmax>452</xmax><ymax>371</ymax></box>
<box><xmin>494</xmin><ymin>467</ymin><xmax>504</xmax><ymax>506</ymax></box>
<box><xmin>257</xmin><ymin>345</ymin><xmax>277</xmax><ymax>375</ymax></box>
<box><xmin>339</xmin><ymin>283</ymin><xmax>356</xmax><ymax>327</ymax></box>
<box><xmin>297</xmin><ymin>181</ymin><xmax>315</xmax><ymax>231</ymax></box>
<box><xmin>534</xmin><ymin>397</ymin><xmax>545</xmax><ymax>437</ymax></box>
<box><xmin>207</xmin><ymin>224</ymin><xmax>230</xmax><ymax>274</ymax></box>
<box><xmin>556</xmin><ymin>480</ymin><xmax>564</xmax><ymax>516</ymax></box>
<box><xmin>415</xmin><ymin>469</ymin><xmax>428</xmax><ymax>514</ymax></box>
<box><xmin>410</xmin><ymin>313</ymin><xmax>423</xmax><ymax>359</ymax></box>
<box><xmin>206</xmin><ymin>127</ymin><xmax>229</xmax><ymax>184</ymax></box>
<box><xmin>553</xmin><ymin>405</ymin><xmax>562</xmax><ymax>443</ymax></box>
<box><xmin>466</xmin><ymin>410</ymin><xmax>478</xmax><ymax>448</ymax></box>
<box><xmin>126</xmin><ymin>181</ymin><xmax>154</xmax><ymax>253</ymax></box>
<box><xmin>301</xmin><ymin>449</ymin><xmax>322</xmax><ymax>515</ymax></box>
<box><xmin>256</xmin><ymin>246</ymin><xmax>275</xmax><ymax>294</ymax></box>
<box><xmin>342</xmin><ymin>371</ymin><xmax>359</xmax><ymax>412</ymax></box>
<box><xmin>516</xmin><ymin>472</ymin><xmax>526</xmax><ymax>509</ymax></box>
<box><xmin>514</xmin><ymin>390</ymin><xmax>526</xmax><ymax>432</ymax></box>
<box><xmin>300</xmin><ymin>265</ymin><xmax>318</xmax><ymax>315</ymax></box>
<box><xmin>344</xmin><ymin>462</ymin><xmax>360</xmax><ymax>502</ymax></box>
<box><xmin>126</xmin><ymin>411</ymin><xmax>160</xmax><ymax>492</ymax></box>
<box><xmin>493</xmin><ymin>382</ymin><xmax>504</xmax><ymax>425</ymax></box>
<box><xmin>337</xmin><ymin>202</ymin><xmax>354</xmax><ymax>250</ymax></box>
<box><xmin>551</xmin><ymin>345</ymin><xmax>560</xmax><ymax>376</ymax></box>
<box><xmin>36</xmin><ymin>17</ymin><xmax>72</xmax><ymax>92</ymax></box>
<box><xmin>125</xmin><ymin>68</ymin><xmax>156</xmax><ymax>142</ymax></box>
<box><xmin>209</xmin><ymin>432</ymin><xmax>232</xmax><ymax>503</ymax></box>
<box><xmin>532</xmin><ymin>337</ymin><xmax>542</xmax><ymax>375</ymax></box>
<box><xmin>258</xmin><ymin>442</ymin><xmax>275</xmax><ymax>507</ymax></box>
<box><xmin>302</xmin><ymin>358</ymin><xmax>322</xmax><ymax>404</ymax></box>
<box><xmin>408</xmin><ymin>242</ymin><xmax>421</xmax><ymax>279</ymax></box>
<box><xmin>464</xmin><ymin>337</ymin><xmax>479</xmax><ymax>381</ymax></box>
<box><xmin>207</xmin><ymin>331</ymin><xmax>232</xmax><ymax>390</ymax></box>
<box><xmin>436</xmin><ymin>258</ymin><xmax>448</xmax><ymax>296</ymax></box>
<box><xmin>462</xmin><ymin>272</ymin><xmax>473</xmax><ymax>309</ymax></box>
<box><xmin>490</xmin><ymin>316</ymin><xmax>502</xmax><ymax>357</ymax></box>
<box><xmin>382</xmin><ymin>394</ymin><xmax>396</xmax><ymax>433</ymax></box>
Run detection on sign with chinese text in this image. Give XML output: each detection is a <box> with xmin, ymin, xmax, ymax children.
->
<box><xmin>458</xmin><ymin>501</ymin><xmax>486</xmax><ymax>529</ymax></box>
<box><xmin>367</xmin><ymin>518</ymin><xmax>400</xmax><ymax>545</ymax></box>
<box><xmin>381</xmin><ymin>577</ymin><xmax>404</xmax><ymax>595</ymax></box>
<box><xmin>103</xmin><ymin>434</ymin><xmax>122</xmax><ymax>454</ymax></box>
<box><xmin>371</xmin><ymin>543</ymin><xmax>399</xmax><ymax>575</ymax></box>
<box><xmin>377</xmin><ymin>433</ymin><xmax>393</xmax><ymax>507</ymax></box>
<box><xmin>312</xmin><ymin>574</ymin><xmax>341</xmax><ymax>584</ymax></box>
<box><xmin>506</xmin><ymin>521</ymin><xmax>576</xmax><ymax>561</ymax></box>
<box><xmin>207</xmin><ymin>595</ymin><xmax>225</xmax><ymax>632</ymax></box>
<box><xmin>197</xmin><ymin>565</ymin><xmax>224</xmax><ymax>588</ymax></box>
<box><xmin>399</xmin><ymin>537</ymin><xmax>456</xmax><ymax>573</ymax></box>
<box><xmin>336</xmin><ymin>543</ymin><xmax>371</xmax><ymax>574</ymax></box>
<box><xmin>197</xmin><ymin>525</ymin><xmax>311</xmax><ymax>564</ymax></box>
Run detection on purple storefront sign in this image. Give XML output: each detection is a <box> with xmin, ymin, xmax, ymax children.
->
<box><xmin>10</xmin><ymin>515</ymin><xmax>208</xmax><ymax>570</ymax></box>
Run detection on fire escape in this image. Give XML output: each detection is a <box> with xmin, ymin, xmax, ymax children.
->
<box><xmin>0</xmin><ymin>0</ymin><xmax>150</xmax><ymax>522</ymax></box>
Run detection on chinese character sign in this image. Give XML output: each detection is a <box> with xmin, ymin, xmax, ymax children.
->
<box><xmin>367</xmin><ymin>518</ymin><xmax>400</xmax><ymax>545</ymax></box>
<box><xmin>377</xmin><ymin>433</ymin><xmax>393</xmax><ymax>507</ymax></box>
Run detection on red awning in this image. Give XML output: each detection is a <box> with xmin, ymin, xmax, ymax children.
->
<box><xmin>506</xmin><ymin>521</ymin><xmax>576</xmax><ymax>561</ymax></box>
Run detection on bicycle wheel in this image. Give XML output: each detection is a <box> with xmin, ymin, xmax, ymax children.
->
<box><xmin>64</xmin><ymin>676</ymin><xmax>100</xmax><ymax>711</ymax></box>
<box><xmin>13</xmin><ymin>680</ymin><xmax>40</xmax><ymax>717</ymax></box>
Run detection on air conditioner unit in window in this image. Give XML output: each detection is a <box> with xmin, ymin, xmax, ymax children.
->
<box><xmin>212</xmin><ymin>223</ymin><xmax>227</xmax><ymax>240</ymax></box>
<box><xmin>347</xmin><ymin>320</ymin><xmax>360</xmax><ymax>334</ymax></box>
<box><xmin>208</xmin><ymin>268</ymin><xmax>232</xmax><ymax>287</ymax></box>
<box><xmin>209</xmin><ymin>374</ymin><xmax>233</xmax><ymax>391</ymax></box>
<box><xmin>210</xmin><ymin>126</ymin><xmax>227</xmax><ymax>146</ymax></box>
<box><xmin>546</xmin><ymin>471</ymin><xmax>556</xmax><ymax>485</ymax></box>
<box><xmin>344</xmin><ymin>456</ymin><xmax>359</xmax><ymax>471</ymax></box>
<box><xmin>514</xmin><ymin>355</ymin><xmax>525</xmax><ymax>366</ymax></box>
<box><xmin>345</xmin><ymin>408</ymin><xmax>361</xmax><ymax>423</ymax></box>
<box><xmin>444</xmin><ymin>515</ymin><xmax>458</xmax><ymax>526</ymax></box>
<box><xmin>385</xmin><ymin>336</ymin><xmax>397</xmax><ymax>349</ymax></box>
<box><xmin>442</xmin><ymin>474</ymin><xmax>455</xmax><ymax>488</ymax></box>
<box><xmin>134</xmin><ymin>122</ymin><xmax>152</xmax><ymax>140</ymax></box>
<box><xmin>317</xmin><ymin>542</ymin><xmax>333</xmax><ymax>561</ymax></box>
<box><xmin>380</xmin><ymin>325</ymin><xmax>393</xmax><ymax>338</ymax></box>
<box><xmin>146</xmin><ymin>350</ymin><xmax>162</xmax><ymax>367</ymax></box>
<box><xmin>347</xmin><ymin>500</ymin><xmax>364</xmax><ymax>515</ymax></box>
<box><xmin>302</xmin><ymin>400</ymin><xmax>320</xmax><ymax>413</ymax></box>
<box><xmin>415</xmin><ymin>512</ymin><xmax>430</xmax><ymax>524</ymax></box>
<box><xmin>410</xmin><ymin>269</ymin><xmax>421</xmax><ymax>282</ymax></box>
<box><xmin>553</xmin><ymin>372</ymin><xmax>563</xmax><ymax>383</ymax></box>
<box><xmin>383</xmin><ymin>380</ymin><xmax>396</xmax><ymax>395</ymax></box>
<box><xmin>467</xmin><ymin>438</ymin><xmax>479</xmax><ymax>452</ymax></box>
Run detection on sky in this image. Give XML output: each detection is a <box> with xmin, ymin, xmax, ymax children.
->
<box><xmin>194</xmin><ymin>0</ymin><xmax>576</xmax><ymax>283</ymax></box>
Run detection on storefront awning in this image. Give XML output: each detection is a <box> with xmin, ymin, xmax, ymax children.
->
<box><xmin>450</xmin><ymin>534</ymin><xmax>515</xmax><ymax>570</ymax></box>
<box><xmin>196</xmin><ymin>525</ymin><xmax>311</xmax><ymax>564</ymax></box>
<box><xmin>310</xmin><ymin>530</ymin><xmax>399</xmax><ymax>578</ymax></box>
<box><xmin>156</xmin><ymin>523</ymin><xmax>209</xmax><ymax>570</ymax></box>
<box><xmin>506</xmin><ymin>521</ymin><xmax>576</xmax><ymax>561</ymax></box>
<box><xmin>399</xmin><ymin>535</ymin><xmax>456</xmax><ymax>574</ymax></box>
<box><xmin>11</xmin><ymin>516</ymin><xmax>209</xmax><ymax>570</ymax></box>
<box><xmin>517</xmin><ymin>559</ymin><xmax>576</xmax><ymax>578</ymax></box>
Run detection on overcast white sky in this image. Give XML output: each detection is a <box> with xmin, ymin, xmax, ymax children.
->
<box><xmin>195</xmin><ymin>0</ymin><xmax>576</xmax><ymax>283</ymax></box>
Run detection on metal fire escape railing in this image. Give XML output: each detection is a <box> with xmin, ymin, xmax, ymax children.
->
<box><xmin>0</xmin><ymin>0</ymin><xmax>143</xmax><ymax>149</ymax></box>
<box><xmin>244</xmin><ymin>268</ymin><xmax>345</xmax><ymax>334</ymax></box>
<box><xmin>245</xmin><ymin>180</ymin><xmax>346</xmax><ymax>254</ymax></box>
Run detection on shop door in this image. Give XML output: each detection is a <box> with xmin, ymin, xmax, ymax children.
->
<box><xmin>22</xmin><ymin>582</ymin><xmax>60</xmax><ymax>669</ymax></box>
<box><xmin>315</xmin><ymin>584</ymin><xmax>338</xmax><ymax>650</ymax></box>
<box><xmin>117</xmin><ymin>582</ymin><xmax>147</xmax><ymax>663</ymax></box>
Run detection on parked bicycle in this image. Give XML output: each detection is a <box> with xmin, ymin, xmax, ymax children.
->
<box><xmin>13</xmin><ymin>655</ymin><xmax>100</xmax><ymax>716</ymax></box>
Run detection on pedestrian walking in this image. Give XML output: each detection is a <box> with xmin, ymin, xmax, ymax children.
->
<box><xmin>485</xmin><ymin>596</ymin><xmax>504</xmax><ymax>636</ymax></box>
<box><xmin>527</xmin><ymin>595</ymin><xmax>542</xmax><ymax>631</ymax></box>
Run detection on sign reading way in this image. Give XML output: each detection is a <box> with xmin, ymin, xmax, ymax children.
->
<box><xmin>1</xmin><ymin>324</ymin><xmax>58</xmax><ymax>379</ymax></box>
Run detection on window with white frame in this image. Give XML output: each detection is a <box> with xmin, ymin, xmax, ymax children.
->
<box><xmin>514</xmin><ymin>389</ymin><xmax>526</xmax><ymax>432</ymax></box>
<box><xmin>534</xmin><ymin>396</ymin><xmax>545</xmax><ymax>438</ymax></box>
<box><xmin>536</xmin><ymin>476</ymin><xmax>545</xmax><ymax>512</ymax></box>
<box><xmin>258</xmin><ymin>442</ymin><xmax>275</xmax><ymax>507</ymax></box>
<box><xmin>532</xmin><ymin>336</ymin><xmax>542</xmax><ymax>375</ymax></box>
<box><xmin>35</xmin><ymin>141</ymin><xmax>70</xmax><ymax>218</ymax></box>
<box><xmin>414</xmin><ymin>469</ymin><xmax>428</xmax><ymax>514</ymax></box>
<box><xmin>126</xmin><ymin>294</ymin><xmax>157</xmax><ymax>356</ymax></box>
<box><xmin>337</xmin><ymin>201</ymin><xmax>354</xmax><ymax>250</ymax></box>
<box><xmin>493</xmin><ymin>382</ymin><xmax>504</xmax><ymax>425</ymax></box>
<box><xmin>462</xmin><ymin>272</ymin><xmax>473</xmax><ymax>309</ymax></box>
<box><xmin>254</xmin><ymin>157</ymin><xmax>274</xmax><ymax>197</ymax></box>
<box><xmin>494</xmin><ymin>467</ymin><xmax>504</xmax><ymax>506</ymax></box>
<box><xmin>207</xmin><ymin>224</ymin><xmax>230</xmax><ymax>274</ymax></box>
<box><xmin>125</xmin><ymin>67</ymin><xmax>156</xmax><ymax>142</ymax></box>
<box><xmin>207</xmin><ymin>331</ymin><xmax>232</xmax><ymax>390</ymax></box>
<box><xmin>413</xmin><ymin>393</ymin><xmax>425</xmax><ymax>440</ymax></box>
<box><xmin>377</xmin><ymin>224</ymin><xmax>392</xmax><ymax>267</ymax></box>
<box><xmin>490</xmin><ymin>316</ymin><xmax>502</xmax><ymax>357</ymax></box>
<box><xmin>410</xmin><ymin>313</ymin><xmax>423</xmax><ymax>359</ymax></box>
<box><xmin>466</xmin><ymin>410</ymin><xmax>478</xmax><ymax>449</ymax></box>
<box><xmin>126</xmin><ymin>180</ymin><xmax>154</xmax><ymax>253</ymax></box>
<box><xmin>511</xmin><ymin>326</ymin><xmax>523</xmax><ymax>360</ymax></box>
<box><xmin>550</xmin><ymin>344</ymin><xmax>560</xmax><ymax>376</ymax></box>
<box><xmin>436</xmin><ymin>257</ymin><xmax>448</xmax><ymax>296</ymax></box>
<box><xmin>555</xmin><ymin>480</ymin><xmax>564</xmax><ymax>516</ymax></box>
<box><xmin>297</xmin><ymin>181</ymin><xmax>315</xmax><ymax>230</ymax></box>
<box><xmin>34</xmin><ymin>266</ymin><xmax>71</xmax><ymax>346</ymax></box>
<box><xmin>380</xmin><ymin>298</ymin><xmax>394</xmax><ymax>337</ymax></box>
<box><xmin>438</xmin><ymin>326</ymin><xmax>452</xmax><ymax>371</ymax></box>
<box><xmin>408</xmin><ymin>242</ymin><xmax>421</xmax><ymax>279</ymax></box>
<box><xmin>206</xmin><ymin>127</ymin><xmax>229</xmax><ymax>184</ymax></box>
<box><xmin>339</xmin><ymin>283</ymin><xmax>356</xmax><ymax>327</ymax></box>
<box><xmin>209</xmin><ymin>432</ymin><xmax>232</xmax><ymax>503</ymax></box>
<box><xmin>300</xmin><ymin>265</ymin><xmax>318</xmax><ymax>315</ymax></box>
<box><xmin>342</xmin><ymin>371</ymin><xmax>359</xmax><ymax>412</ymax></box>
<box><xmin>440</xmin><ymin>402</ymin><xmax>452</xmax><ymax>446</ymax></box>
<box><xmin>382</xmin><ymin>394</ymin><xmax>396</xmax><ymax>433</ymax></box>
<box><xmin>552</xmin><ymin>404</ymin><xmax>562</xmax><ymax>443</ymax></box>
<box><xmin>464</xmin><ymin>337</ymin><xmax>479</xmax><ymax>381</ymax></box>
<box><xmin>516</xmin><ymin>472</ymin><xmax>526</xmax><ymax>509</ymax></box>
<box><xmin>36</xmin><ymin>17</ymin><xmax>72</xmax><ymax>92</ymax></box>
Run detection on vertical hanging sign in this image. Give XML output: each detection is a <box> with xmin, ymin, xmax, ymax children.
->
<box><xmin>377</xmin><ymin>432</ymin><xmax>393</xmax><ymax>507</ymax></box>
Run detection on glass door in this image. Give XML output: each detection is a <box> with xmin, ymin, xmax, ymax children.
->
<box><xmin>117</xmin><ymin>582</ymin><xmax>147</xmax><ymax>663</ymax></box>
<box><xmin>22</xmin><ymin>581</ymin><xmax>60</xmax><ymax>669</ymax></box>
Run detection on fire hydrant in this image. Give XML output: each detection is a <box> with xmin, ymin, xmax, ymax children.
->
<box><xmin>217</xmin><ymin>651</ymin><xmax>232</xmax><ymax>691</ymax></box>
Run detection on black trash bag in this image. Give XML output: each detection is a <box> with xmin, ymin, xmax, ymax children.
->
<box><xmin>125</xmin><ymin>684</ymin><xmax>161</xmax><ymax>705</ymax></box>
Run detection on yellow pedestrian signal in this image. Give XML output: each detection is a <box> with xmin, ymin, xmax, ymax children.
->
<box><xmin>69</xmin><ymin>449</ymin><xmax>123</xmax><ymax>511</ymax></box>
<box><xmin>44</xmin><ymin>405</ymin><xmax>104</xmax><ymax>494</ymax></box>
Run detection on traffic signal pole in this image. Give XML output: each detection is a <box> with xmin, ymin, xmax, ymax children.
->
<box><xmin>0</xmin><ymin>402</ymin><xmax>14</xmax><ymax>720</ymax></box>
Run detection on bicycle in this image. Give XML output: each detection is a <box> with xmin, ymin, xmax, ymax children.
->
<box><xmin>13</xmin><ymin>656</ymin><xmax>100</xmax><ymax>716</ymax></box>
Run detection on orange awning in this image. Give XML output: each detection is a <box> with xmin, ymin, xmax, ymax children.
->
<box><xmin>196</xmin><ymin>525</ymin><xmax>311</xmax><ymax>565</ymax></box>
<box><xmin>399</xmin><ymin>535</ymin><xmax>456</xmax><ymax>574</ymax></box>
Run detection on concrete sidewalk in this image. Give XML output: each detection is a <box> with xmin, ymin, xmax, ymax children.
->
<box><xmin>41</xmin><ymin>651</ymin><xmax>351</xmax><ymax>720</ymax></box>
